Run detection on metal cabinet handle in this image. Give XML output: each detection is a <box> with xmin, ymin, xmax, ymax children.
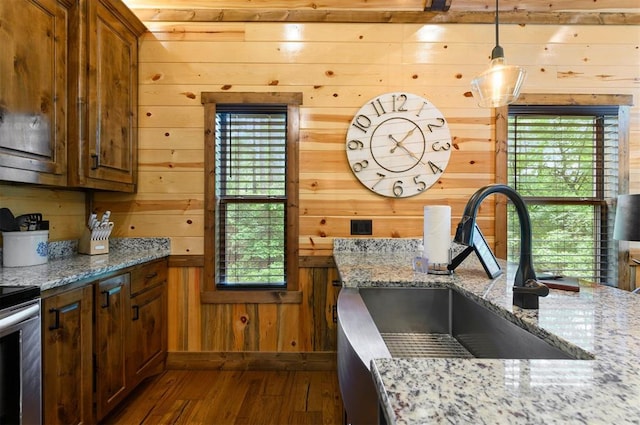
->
<box><xmin>132</xmin><ymin>305</ymin><xmax>140</xmax><ymax>321</ymax></box>
<box><xmin>100</xmin><ymin>290</ymin><xmax>110</xmax><ymax>308</ymax></box>
<box><xmin>49</xmin><ymin>308</ymin><xmax>60</xmax><ymax>330</ymax></box>
<box><xmin>100</xmin><ymin>286</ymin><xmax>121</xmax><ymax>309</ymax></box>
<box><xmin>145</xmin><ymin>272</ymin><xmax>158</xmax><ymax>280</ymax></box>
<box><xmin>48</xmin><ymin>302</ymin><xmax>79</xmax><ymax>331</ymax></box>
<box><xmin>90</xmin><ymin>153</ymin><xmax>99</xmax><ymax>170</ymax></box>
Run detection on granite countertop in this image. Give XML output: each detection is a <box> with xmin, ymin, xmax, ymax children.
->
<box><xmin>333</xmin><ymin>238</ymin><xmax>640</xmax><ymax>424</ymax></box>
<box><xmin>0</xmin><ymin>238</ymin><xmax>170</xmax><ymax>292</ymax></box>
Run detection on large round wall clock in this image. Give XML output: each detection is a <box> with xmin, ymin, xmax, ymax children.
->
<box><xmin>345</xmin><ymin>92</ymin><xmax>452</xmax><ymax>198</ymax></box>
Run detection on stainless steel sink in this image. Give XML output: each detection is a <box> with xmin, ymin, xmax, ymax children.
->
<box><xmin>360</xmin><ymin>287</ymin><xmax>576</xmax><ymax>360</ymax></box>
<box><xmin>337</xmin><ymin>286</ymin><xmax>592</xmax><ymax>425</ymax></box>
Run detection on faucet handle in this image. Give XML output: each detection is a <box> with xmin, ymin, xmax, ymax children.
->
<box><xmin>513</xmin><ymin>279</ymin><xmax>550</xmax><ymax>297</ymax></box>
<box><xmin>513</xmin><ymin>279</ymin><xmax>549</xmax><ymax>309</ymax></box>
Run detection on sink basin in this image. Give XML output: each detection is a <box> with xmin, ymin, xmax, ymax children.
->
<box><xmin>360</xmin><ymin>287</ymin><xmax>575</xmax><ymax>360</ymax></box>
<box><xmin>337</xmin><ymin>286</ymin><xmax>591</xmax><ymax>425</ymax></box>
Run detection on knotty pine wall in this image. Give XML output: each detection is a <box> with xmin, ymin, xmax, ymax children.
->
<box><xmin>0</xmin><ymin>183</ymin><xmax>85</xmax><ymax>241</ymax></box>
<box><xmin>92</xmin><ymin>21</ymin><xmax>638</xmax><ymax>356</ymax></box>
<box><xmin>1</xmin><ymin>21</ymin><xmax>638</xmax><ymax>357</ymax></box>
<box><xmin>94</xmin><ymin>22</ymin><xmax>639</xmax><ymax>257</ymax></box>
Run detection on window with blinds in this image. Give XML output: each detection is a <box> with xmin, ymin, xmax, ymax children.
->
<box><xmin>215</xmin><ymin>105</ymin><xmax>288</xmax><ymax>288</ymax></box>
<box><xmin>507</xmin><ymin>106</ymin><xmax>620</xmax><ymax>285</ymax></box>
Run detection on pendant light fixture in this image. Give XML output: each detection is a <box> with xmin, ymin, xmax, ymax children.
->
<box><xmin>470</xmin><ymin>0</ymin><xmax>526</xmax><ymax>108</ymax></box>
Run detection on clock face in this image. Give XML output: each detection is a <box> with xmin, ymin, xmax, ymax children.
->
<box><xmin>346</xmin><ymin>92</ymin><xmax>452</xmax><ymax>198</ymax></box>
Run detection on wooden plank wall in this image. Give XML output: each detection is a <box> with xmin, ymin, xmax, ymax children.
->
<box><xmin>1</xmin><ymin>20</ymin><xmax>637</xmax><ymax>356</ymax></box>
<box><xmin>93</xmin><ymin>22</ymin><xmax>639</xmax><ymax>257</ymax></box>
<box><xmin>167</xmin><ymin>258</ymin><xmax>341</xmax><ymax>355</ymax></box>
<box><xmin>91</xmin><ymin>21</ymin><xmax>638</xmax><ymax>356</ymax></box>
<box><xmin>0</xmin><ymin>183</ymin><xmax>85</xmax><ymax>242</ymax></box>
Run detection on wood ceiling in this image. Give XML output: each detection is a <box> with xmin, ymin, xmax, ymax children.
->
<box><xmin>122</xmin><ymin>1</ymin><xmax>638</xmax><ymax>12</ymax></box>
<box><xmin>122</xmin><ymin>0</ymin><xmax>640</xmax><ymax>24</ymax></box>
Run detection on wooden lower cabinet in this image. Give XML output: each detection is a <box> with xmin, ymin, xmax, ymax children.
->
<box><xmin>95</xmin><ymin>273</ymin><xmax>130</xmax><ymax>420</ymax></box>
<box><xmin>42</xmin><ymin>258</ymin><xmax>168</xmax><ymax>423</ymax></box>
<box><xmin>42</xmin><ymin>285</ymin><xmax>94</xmax><ymax>425</ymax></box>
<box><xmin>127</xmin><ymin>283</ymin><xmax>167</xmax><ymax>386</ymax></box>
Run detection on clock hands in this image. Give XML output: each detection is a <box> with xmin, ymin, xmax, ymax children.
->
<box><xmin>389</xmin><ymin>127</ymin><xmax>416</xmax><ymax>153</ymax></box>
<box><xmin>388</xmin><ymin>130</ymin><xmax>425</xmax><ymax>166</ymax></box>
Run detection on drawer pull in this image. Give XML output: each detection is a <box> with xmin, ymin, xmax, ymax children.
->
<box><xmin>132</xmin><ymin>305</ymin><xmax>140</xmax><ymax>321</ymax></box>
<box><xmin>145</xmin><ymin>272</ymin><xmax>158</xmax><ymax>280</ymax></box>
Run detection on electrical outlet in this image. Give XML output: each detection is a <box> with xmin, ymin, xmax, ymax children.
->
<box><xmin>351</xmin><ymin>219</ymin><xmax>372</xmax><ymax>235</ymax></box>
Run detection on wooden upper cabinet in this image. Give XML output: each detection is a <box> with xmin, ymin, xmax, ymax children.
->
<box><xmin>0</xmin><ymin>0</ymin><xmax>145</xmax><ymax>191</ymax></box>
<box><xmin>68</xmin><ymin>0</ymin><xmax>146</xmax><ymax>192</ymax></box>
<box><xmin>0</xmin><ymin>0</ymin><xmax>71</xmax><ymax>186</ymax></box>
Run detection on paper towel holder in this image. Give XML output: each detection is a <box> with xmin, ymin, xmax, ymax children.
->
<box><xmin>448</xmin><ymin>223</ymin><xmax>502</xmax><ymax>279</ymax></box>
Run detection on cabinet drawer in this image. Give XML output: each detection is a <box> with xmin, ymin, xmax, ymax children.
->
<box><xmin>130</xmin><ymin>259</ymin><xmax>167</xmax><ymax>296</ymax></box>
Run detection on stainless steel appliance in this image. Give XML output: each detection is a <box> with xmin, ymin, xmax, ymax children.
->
<box><xmin>0</xmin><ymin>286</ymin><xmax>41</xmax><ymax>425</ymax></box>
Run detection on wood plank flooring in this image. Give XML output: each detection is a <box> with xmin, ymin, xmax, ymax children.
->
<box><xmin>102</xmin><ymin>370</ymin><xmax>344</xmax><ymax>425</ymax></box>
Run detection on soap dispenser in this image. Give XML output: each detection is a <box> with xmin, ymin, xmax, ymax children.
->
<box><xmin>412</xmin><ymin>244</ymin><xmax>429</xmax><ymax>273</ymax></box>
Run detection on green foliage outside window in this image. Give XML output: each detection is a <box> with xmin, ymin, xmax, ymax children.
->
<box><xmin>216</xmin><ymin>110</ymin><xmax>288</xmax><ymax>287</ymax></box>
<box><xmin>507</xmin><ymin>112</ymin><xmax>618</xmax><ymax>283</ymax></box>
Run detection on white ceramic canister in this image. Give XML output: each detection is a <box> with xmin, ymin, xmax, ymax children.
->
<box><xmin>2</xmin><ymin>230</ymin><xmax>49</xmax><ymax>267</ymax></box>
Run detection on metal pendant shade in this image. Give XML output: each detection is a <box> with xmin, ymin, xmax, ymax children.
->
<box><xmin>471</xmin><ymin>0</ymin><xmax>526</xmax><ymax>108</ymax></box>
<box><xmin>614</xmin><ymin>194</ymin><xmax>640</xmax><ymax>241</ymax></box>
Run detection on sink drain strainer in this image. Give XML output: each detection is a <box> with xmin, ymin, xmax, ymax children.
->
<box><xmin>380</xmin><ymin>332</ymin><xmax>474</xmax><ymax>359</ymax></box>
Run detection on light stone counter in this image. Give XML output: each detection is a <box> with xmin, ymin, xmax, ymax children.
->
<box><xmin>333</xmin><ymin>238</ymin><xmax>640</xmax><ymax>424</ymax></box>
<box><xmin>0</xmin><ymin>238</ymin><xmax>170</xmax><ymax>292</ymax></box>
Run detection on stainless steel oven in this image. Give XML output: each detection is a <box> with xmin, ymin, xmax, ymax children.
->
<box><xmin>0</xmin><ymin>286</ymin><xmax>41</xmax><ymax>425</ymax></box>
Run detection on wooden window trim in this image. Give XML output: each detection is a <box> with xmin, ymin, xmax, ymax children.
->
<box><xmin>495</xmin><ymin>93</ymin><xmax>632</xmax><ymax>286</ymax></box>
<box><xmin>201</xmin><ymin>92</ymin><xmax>302</xmax><ymax>304</ymax></box>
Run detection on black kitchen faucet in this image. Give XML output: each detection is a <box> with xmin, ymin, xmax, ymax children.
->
<box><xmin>454</xmin><ymin>184</ymin><xmax>549</xmax><ymax>309</ymax></box>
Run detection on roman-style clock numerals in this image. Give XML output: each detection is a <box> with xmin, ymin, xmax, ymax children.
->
<box><xmin>345</xmin><ymin>92</ymin><xmax>452</xmax><ymax>198</ymax></box>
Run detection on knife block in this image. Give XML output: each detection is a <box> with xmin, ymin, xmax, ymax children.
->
<box><xmin>78</xmin><ymin>229</ymin><xmax>109</xmax><ymax>255</ymax></box>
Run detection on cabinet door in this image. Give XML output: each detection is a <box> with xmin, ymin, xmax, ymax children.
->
<box><xmin>69</xmin><ymin>0</ymin><xmax>145</xmax><ymax>192</ymax></box>
<box><xmin>0</xmin><ymin>0</ymin><xmax>68</xmax><ymax>186</ymax></box>
<box><xmin>42</xmin><ymin>285</ymin><xmax>93</xmax><ymax>425</ymax></box>
<box><xmin>95</xmin><ymin>273</ymin><xmax>129</xmax><ymax>421</ymax></box>
<box><xmin>127</xmin><ymin>283</ymin><xmax>167</xmax><ymax>386</ymax></box>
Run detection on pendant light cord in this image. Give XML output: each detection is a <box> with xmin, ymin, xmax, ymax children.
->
<box><xmin>491</xmin><ymin>0</ymin><xmax>505</xmax><ymax>59</ymax></box>
<box><xmin>495</xmin><ymin>0</ymin><xmax>500</xmax><ymax>48</ymax></box>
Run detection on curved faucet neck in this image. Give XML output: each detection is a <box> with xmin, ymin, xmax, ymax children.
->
<box><xmin>454</xmin><ymin>184</ymin><xmax>536</xmax><ymax>288</ymax></box>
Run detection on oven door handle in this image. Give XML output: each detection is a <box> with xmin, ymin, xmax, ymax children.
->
<box><xmin>0</xmin><ymin>303</ymin><xmax>39</xmax><ymax>332</ymax></box>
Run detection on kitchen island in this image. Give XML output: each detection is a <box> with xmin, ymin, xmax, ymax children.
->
<box><xmin>333</xmin><ymin>238</ymin><xmax>640</xmax><ymax>424</ymax></box>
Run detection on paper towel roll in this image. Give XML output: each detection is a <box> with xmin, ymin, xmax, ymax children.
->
<box><xmin>423</xmin><ymin>205</ymin><xmax>451</xmax><ymax>265</ymax></box>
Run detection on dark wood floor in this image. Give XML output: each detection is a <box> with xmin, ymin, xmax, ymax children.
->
<box><xmin>102</xmin><ymin>369</ymin><xmax>344</xmax><ymax>425</ymax></box>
